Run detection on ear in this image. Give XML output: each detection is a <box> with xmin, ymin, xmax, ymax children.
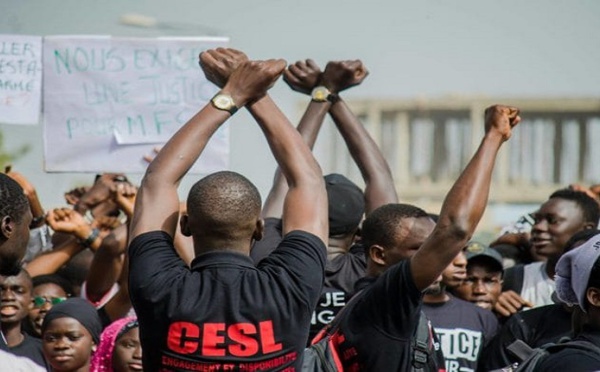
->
<box><xmin>586</xmin><ymin>287</ymin><xmax>600</xmax><ymax>308</ymax></box>
<box><xmin>252</xmin><ymin>219</ymin><xmax>264</xmax><ymax>242</ymax></box>
<box><xmin>179</xmin><ymin>214</ymin><xmax>191</xmax><ymax>237</ymax></box>
<box><xmin>1</xmin><ymin>216</ymin><xmax>14</xmax><ymax>240</ymax></box>
<box><xmin>91</xmin><ymin>343</ymin><xmax>97</xmax><ymax>353</ymax></box>
<box><xmin>368</xmin><ymin>245</ymin><xmax>386</xmax><ymax>266</ymax></box>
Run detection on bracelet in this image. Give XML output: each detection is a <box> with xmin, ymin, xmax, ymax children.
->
<box><xmin>30</xmin><ymin>215</ymin><xmax>46</xmax><ymax>228</ymax></box>
<box><xmin>80</xmin><ymin>228</ymin><xmax>100</xmax><ymax>248</ymax></box>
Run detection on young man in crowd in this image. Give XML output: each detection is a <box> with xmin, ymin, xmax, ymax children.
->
<box><xmin>325</xmin><ymin>105</ymin><xmax>521</xmax><ymax>370</ymax></box>
<box><xmin>453</xmin><ymin>241</ymin><xmax>504</xmax><ymax>312</ymax></box>
<box><xmin>0</xmin><ymin>269</ymin><xmax>48</xmax><ymax>369</ymax></box>
<box><xmin>495</xmin><ymin>189</ymin><xmax>600</xmax><ymax>317</ymax></box>
<box><xmin>422</xmin><ymin>248</ymin><xmax>498</xmax><ymax>372</ymax></box>
<box><xmin>128</xmin><ymin>49</ymin><xmax>328</xmax><ymax>370</ymax></box>
<box><xmin>0</xmin><ymin>173</ymin><xmax>45</xmax><ymax>370</ymax></box>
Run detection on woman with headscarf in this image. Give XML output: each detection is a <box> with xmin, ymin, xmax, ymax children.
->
<box><xmin>90</xmin><ymin>316</ymin><xmax>142</xmax><ymax>372</ymax></box>
<box><xmin>41</xmin><ymin>297</ymin><xmax>102</xmax><ymax>372</ymax></box>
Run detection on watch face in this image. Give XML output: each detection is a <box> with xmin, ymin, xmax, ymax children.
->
<box><xmin>213</xmin><ymin>95</ymin><xmax>234</xmax><ymax>110</ymax></box>
<box><xmin>312</xmin><ymin>86</ymin><xmax>330</xmax><ymax>102</ymax></box>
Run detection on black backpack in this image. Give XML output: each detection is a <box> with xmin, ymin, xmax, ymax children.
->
<box><xmin>491</xmin><ymin>338</ymin><xmax>600</xmax><ymax>372</ymax></box>
<box><xmin>301</xmin><ymin>309</ymin><xmax>437</xmax><ymax>372</ymax></box>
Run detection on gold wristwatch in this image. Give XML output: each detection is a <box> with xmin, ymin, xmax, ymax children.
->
<box><xmin>311</xmin><ymin>86</ymin><xmax>339</xmax><ymax>103</ymax></box>
<box><xmin>211</xmin><ymin>93</ymin><xmax>238</xmax><ymax>115</ymax></box>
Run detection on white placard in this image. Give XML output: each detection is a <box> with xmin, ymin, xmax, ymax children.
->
<box><xmin>0</xmin><ymin>35</ymin><xmax>42</xmax><ymax>125</ymax></box>
<box><xmin>43</xmin><ymin>36</ymin><xmax>229</xmax><ymax>173</ymax></box>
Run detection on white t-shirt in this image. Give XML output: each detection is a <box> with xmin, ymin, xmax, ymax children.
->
<box><xmin>0</xmin><ymin>349</ymin><xmax>46</xmax><ymax>372</ymax></box>
<box><xmin>521</xmin><ymin>261</ymin><xmax>555</xmax><ymax>308</ymax></box>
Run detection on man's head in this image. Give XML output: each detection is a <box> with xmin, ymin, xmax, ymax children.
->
<box><xmin>362</xmin><ymin>203</ymin><xmax>435</xmax><ymax>276</ymax></box>
<box><xmin>0</xmin><ymin>174</ymin><xmax>31</xmax><ymax>276</ymax></box>
<box><xmin>454</xmin><ymin>242</ymin><xmax>504</xmax><ymax>310</ymax></box>
<box><xmin>324</xmin><ymin>174</ymin><xmax>364</xmax><ymax>238</ymax></box>
<box><xmin>28</xmin><ymin>274</ymin><xmax>73</xmax><ymax>337</ymax></box>
<box><xmin>0</xmin><ymin>268</ymin><xmax>33</xmax><ymax>326</ymax></box>
<box><xmin>183</xmin><ymin>171</ymin><xmax>263</xmax><ymax>253</ymax></box>
<box><xmin>530</xmin><ymin>189</ymin><xmax>599</xmax><ymax>259</ymax></box>
<box><xmin>555</xmin><ymin>234</ymin><xmax>600</xmax><ymax>320</ymax></box>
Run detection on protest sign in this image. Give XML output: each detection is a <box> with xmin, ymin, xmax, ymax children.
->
<box><xmin>43</xmin><ymin>36</ymin><xmax>229</xmax><ymax>173</ymax></box>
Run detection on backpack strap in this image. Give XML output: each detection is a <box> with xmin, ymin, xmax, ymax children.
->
<box><xmin>544</xmin><ymin>339</ymin><xmax>600</xmax><ymax>355</ymax></box>
<box><xmin>506</xmin><ymin>339</ymin><xmax>535</xmax><ymax>362</ymax></box>
<box><xmin>411</xmin><ymin>311</ymin><xmax>432</xmax><ymax>370</ymax></box>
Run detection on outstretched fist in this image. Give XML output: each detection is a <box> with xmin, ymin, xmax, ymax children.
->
<box><xmin>283</xmin><ymin>59</ymin><xmax>322</xmax><ymax>95</ymax></box>
<box><xmin>484</xmin><ymin>105</ymin><xmax>521</xmax><ymax>142</ymax></box>
<box><xmin>322</xmin><ymin>60</ymin><xmax>369</xmax><ymax>94</ymax></box>
<box><xmin>223</xmin><ymin>59</ymin><xmax>287</xmax><ymax>106</ymax></box>
<box><xmin>199</xmin><ymin>48</ymin><xmax>249</xmax><ymax>88</ymax></box>
<box><xmin>46</xmin><ymin>208</ymin><xmax>89</xmax><ymax>238</ymax></box>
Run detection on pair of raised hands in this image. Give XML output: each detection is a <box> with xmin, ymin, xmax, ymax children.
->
<box><xmin>198</xmin><ymin>48</ymin><xmax>369</xmax><ymax>105</ymax></box>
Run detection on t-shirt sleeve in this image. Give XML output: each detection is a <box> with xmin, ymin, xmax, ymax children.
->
<box><xmin>250</xmin><ymin>217</ymin><xmax>283</xmax><ymax>264</ymax></box>
<box><xmin>257</xmin><ymin>230</ymin><xmax>327</xmax><ymax>309</ymax></box>
<box><xmin>128</xmin><ymin>231</ymin><xmax>188</xmax><ymax>305</ymax></box>
<box><xmin>353</xmin><ymin>260</ymin><xmax>422</xmax><ymax>338</ymax></box>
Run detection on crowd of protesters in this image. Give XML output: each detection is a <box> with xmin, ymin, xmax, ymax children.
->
<box><xmin>1</xmin><ymin>48</ymin><xmax>600</xmax><ymax>372</ymax></box>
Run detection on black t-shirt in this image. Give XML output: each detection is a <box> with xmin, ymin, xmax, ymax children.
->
<box><xmin>479</xmin><ymin>303</ymin><xmax>572</xmax><ymax>371</ymax></box>
<box><xmin>0</xmin><ymin>332</ymin><xmax>49</xmax><ymax>369</ymax></box>
<box><xmin>251</xmin><ymin>218</ymin><xmax>366</xmax><ymax>342</ymax></box>
<box><xmin>129</xmin><ymin>230</ymin><xmax>326</xmax><ymax>371</ymax></box>
<box><xmin>330</xmin><ymin>259</ymin><xmax>423</xmax><ymax>371</ymax></box>
<box><xmin>422</xmin><ymin>295</ymin><xmax>498</xmax><ymax>372</ymax></box>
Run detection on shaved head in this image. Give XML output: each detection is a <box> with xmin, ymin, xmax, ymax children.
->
<box><xmin>187</xmin><ymin>171</ymin><xmax>261</xmax><ymax>242</ymax></box>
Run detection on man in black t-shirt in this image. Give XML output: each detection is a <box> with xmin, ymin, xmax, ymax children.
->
<box><xmin>327</xmin><ymin>105</ymin><xmax>521</xmax><ymax>371</ymax></box>
<box><xmin>128</xmin><ymin>49</ymin><xmax>329</xmax><ymax>371</ymax></box>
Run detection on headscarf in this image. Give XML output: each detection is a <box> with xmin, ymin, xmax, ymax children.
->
<box><xmin>42</xmin><ymin>297</ymin><xmax>102</xmax><ymax>344</ymax></box>
<box><xmin>90</xmin><ymin>316</ymin><xmax>139</xmax><ymax>372</ymax></box>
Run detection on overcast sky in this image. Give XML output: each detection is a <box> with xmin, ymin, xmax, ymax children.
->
<box><xmin>1</xmin><ymin>0</ymin><xmax>599</xmax><ymax>208</ymax></box>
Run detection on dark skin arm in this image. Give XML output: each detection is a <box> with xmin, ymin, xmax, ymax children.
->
<box><xmin>25</xmin><ymin>236</ymin><xmax>82</xmax><ymax>277</ymax></box>
<box><xmin>85</xmin><ymin>223</ymin><xmax>127</xmax><ymax>302</ymax></box>
<box><xmin>5</xmin><ymin>167</ymin><xmax>45</xmax><ymax>228</ymax></box>
<box><xmin>26</xmin><ymin>208</ymin><xmax>102</xmax><ymax>276</ymax></box>
<box><xmin>129</xmin><ymin>52</ymin><xmax>290</xmax><ymax>242</ymax></box>
<box><xmin>322</xmin><ymin>60</ymin><xmax>398</xmax><ymax>213</ymax></box>
<box><xmin>262</xmin><ymin>59</ymin><xmax>330</xmax><ymax>219</ymax></box>
<box><xmin>248</xmin><ymin>95</ymin><xmax>328</xmax><ymax>240</ymax></box>
<box><xmin>410</xmin><ymin>105</ymin><xmax>521</xmax><ymax>290</ymax></box>
<box><xmin>102</xmin><ymin>252</ymin><xmax>133</xmax><ymax>322</ymax></box>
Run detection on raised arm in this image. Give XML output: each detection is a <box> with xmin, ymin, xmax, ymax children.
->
<box><xmin>129</xmin><ymin>51</ymin><xmax>283</xmax><ymax>241</ymax></box>
<box><xmin>248</xmin><ymin>96</ymin><xmax>328</xmax><ymax>241</ymax></box>
<box><xmin>410</xmin><ymin>105</ymin><xmax>521</xmax><ymax>290</ymax></box>
<box><xmin>322</xmin><ymin>60</ymin><xmax>398</xmax><ymax>213</ymax></box>
<box><xmin>5</xmin><ymin>168</ymin><xmax>46</xmax><ymax>229</ymax></box>
<box><xmin>261</xmin><ymin>59</ymin><xmax>330</xmax><ymax>218</ymax></box>
<box><xmin>198</xmin><ymin>48</ymin><xmax>328</xmax><ymax>242</ymax></box>
<box><xmin>25</xmin><ymin>208</ymin><xmax>100</xmax><ymax>277</ymax></box>
<box><xmin>85</xmin><ymin>223</ymin><xmax>128</xmax><ymax>303</ymax></box>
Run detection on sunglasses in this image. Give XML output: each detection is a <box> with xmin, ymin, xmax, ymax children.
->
<box><xmin>33</xmin><ymin>296</ymin><xmax>67</xmax><ymax>308</ymax></box>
